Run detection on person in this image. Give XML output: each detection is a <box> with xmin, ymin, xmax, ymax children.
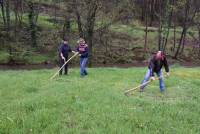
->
<box><xmin>58</xmin><ymin>37</ymin><xmax>75</xmax><ymax>75</ymax></box>
<box><xmin>76</xmin><ymin>38</ymin><xmax>88</xmax><ymax>77</ymax></box>
<box><xmin>140</xmin><ymin>51</ymin><xmax>170</xmax><ymax>92</ymax></box>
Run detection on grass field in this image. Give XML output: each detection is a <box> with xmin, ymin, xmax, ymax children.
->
<box><xmin>0</xmin><ymin>66</ymin><xmax>200</xmax><ymax>134</ymax></box>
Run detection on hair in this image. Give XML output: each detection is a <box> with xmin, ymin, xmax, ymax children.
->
<box><xmin>155</xmin><ymin>51</ymin><xmax>165</xmax><ymax>60</ymax></box>
<box><xmin>63</xmin><ymin>37</ymin><xmax>68</xmax><ymax>41</ymax></box>
<box><xmin>78</xmin><ymin>38</ymin><xmax>85</xmax><ymax>44</ymax></box>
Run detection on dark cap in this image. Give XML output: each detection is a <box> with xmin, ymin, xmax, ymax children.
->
<box><xmin>63</xmin><ymin>37</ymin><xmax>68</xmax><ymax>41</ymax></box>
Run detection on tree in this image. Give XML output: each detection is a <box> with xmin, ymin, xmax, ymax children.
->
<box><xmin>144</xmin><ymin>0</ymin><xmax>148</xmax><ymax>52</ymax></box>
<box><xmin>5</xmin><ymin>0</ymin><xmax>10</xmax><ymax>32</ymax></box>
<box><xmin>72</xmin><ymin>0</ymin><xmax>84</xmax><ymax>37</ymax></box>
<box><xmin>72</xmin><ymin>0</ymin><xmax>99</xmax><ymax>66</ymax></box>
<box><xmin>0</xmin><ymin>0</ymin><xmax>6</xmax><ymax>26</ymax></box>
<box><xmin>174</xmin><ymin>0</ymin><xmax>199</xmax><ymax>58</ymax></box>
<box><xmin>13</xmin><ymin>0</ymin><xmax>24</xmax><ymax>28</ymax></box>
<box><xmin>28</xmin><ymin>1</ymin><xmax>39</xmax><ymax>47</ymax></box>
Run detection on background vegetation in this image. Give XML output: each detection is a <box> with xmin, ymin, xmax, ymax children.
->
<box><xmin>0</xmin><ymin>0</ymin><xmax>200</xmax><ymax>65</ymax></box>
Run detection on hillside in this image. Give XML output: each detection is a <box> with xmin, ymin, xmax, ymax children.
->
<box><xmin>0</xmin><ymin>0</ymin><xmax>200</xmax><ymax>65</ymax></box>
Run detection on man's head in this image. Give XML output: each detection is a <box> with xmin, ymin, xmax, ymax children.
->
<box><xmin>155</xmin><ymin>51</ymin><xmax>164</xmax><ymax>60</ymax></box>
<box><xmin>63</xmin><ymin>37</ymin><xmax>68</xmax><ymax>44</ymax></box>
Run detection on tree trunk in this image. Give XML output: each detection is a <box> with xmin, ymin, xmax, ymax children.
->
<box><xmin>85</xmin><ymin>2</ymin><xmax>98</xmax><ymax>67</ymax></box>
<box><xmin>144</xmin><ymin>0</ymin><xmax>148</xmax><ymax>52</ymax></box>
<box><xmin>14</xmin><ymin>0</ymin><xmax>19</xmax><ymax>38</ymax></box>
<box><xmin>173</xmin><ymin>23</ymin><xmax>176</xmax><ymax>52</ymax></box>
<box><xmin>62</xmin><ymin>18</ymin><xmax>71</xmax><ymax>38</ymax></box>
<box><xmin>75</xmin><ymin>10</ymin><xmax>83</xmax><ymax>37</ymax></box>
<box><xmin>198</xmin><ymin>28</ymin><xmax>200</xmax><ymax>59</ymax></box>
<box><xmin>53</xmin><ymin>0</ymin><xmax>57</xmax><ymax>24</ymax></box>
<box><xmin>28</xmin><ymin>2</ymin><xmax>38</xmax><ymax>47</ymax></box>
<box><xmin>158</xmin><ymin>17</ymin><xmax>162</xmax><ymax>50</ymax></box>
<box><xmin>174</xmin><ymin>27</ymin><xmax>187</xmax><ymax>58</ymax></box>
<box><xmin>5</xmin><ymin>0</ymin><xmax>12</xmax><ymax>62</ymax></box>
<box><xmin>157</xmin><ymin>0</ymin><xmax>162</xmax><ymax>51</ymax></box>
<box><xmin>163</xmin><ymin>0</ymin><xmax>174</xmax><ymax>52</ymax></box>
<box><xmin>73</xmin><ymin>0</ymin><xmax>83</xmax><ymax>37</ymax></box>
<box><xmin>18</xmin><ymin>0</ymin><xmax>23</xmax><ymax>27</ymax></box>
<box><xmin>149</xmin><ymin>0</ymin><xmax>155</xmax><ymax>26</ymax></box>
<box><xmin>180</xmin><ymin>5</ymin><xmax>198</xmax><ymax>55</ymax></box>
<box><xmin>174</xmin><ymin>0</ymin><xmax>190</xmax><ymax>58</ymax></box>
<box><xmin>180</xmin><ymin>31</ymin><xmax>187</xmax><ymax>54</ymax></box>
<box><xmin>0</xmin><ymin>0</ymin><xmax>6</xmax><ymax>26</ymax></box>
<box><xmin>5</xmin><ymin>0</ymin><xmax>10</xmax><ymax>32</ymax></box>
<box><xmin>141</xmin><ymin>0</ymin><xmax>145</xmax><ymax>21</ymax></box>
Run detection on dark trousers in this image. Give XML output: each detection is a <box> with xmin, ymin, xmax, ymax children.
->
<box><xmin>59</xmin><ymin>58</ymin><xmax>68</xmax><ymax>75</ymax></box>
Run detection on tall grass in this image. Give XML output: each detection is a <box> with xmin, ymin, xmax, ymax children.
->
<box><xmin>0</xmin><ymin>67</ymin><xmax>200</xmax><ymax>133</ymax></box>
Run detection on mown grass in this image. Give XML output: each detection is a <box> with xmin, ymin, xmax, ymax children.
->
<box><xmin>0</xmin><ymin>67</ymin><xmax>200</xmax><ymax>134</ymax></box>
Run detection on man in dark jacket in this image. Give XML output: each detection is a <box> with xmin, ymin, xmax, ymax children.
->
<box><xmin>58</xmin><ymin>38</ymin><xmax>74</xmax><ymax>75</ymax></box>
<box><xmin>140</xmin><ymin>51</ymin><xmax>170</xmax><ymax>92</ymax></box>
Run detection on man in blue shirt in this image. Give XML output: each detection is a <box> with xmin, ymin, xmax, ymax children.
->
<box><xmin>58</xmin><ymin>38</ymin><xmax>74</xmax><ymax>75</ymax></box>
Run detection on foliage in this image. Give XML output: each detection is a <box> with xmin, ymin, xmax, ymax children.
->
<box><xmin>0</xmin><ymin>0</ymin><xmax>200</xmax><ymax>64</ymax></box>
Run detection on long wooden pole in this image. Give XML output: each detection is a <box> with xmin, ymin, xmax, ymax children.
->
<box><xmin>50</xmin><ymin>52</ymin><xmax>79</xmax><ymax>80</ymax></box>
<box><xmin>124</xmin><ymin>76</ymin><xmax>165</xmax><ymax>95</ymax></box>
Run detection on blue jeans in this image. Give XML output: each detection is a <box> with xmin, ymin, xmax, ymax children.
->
<box><xmin>141</xmin><ymin>69</ymin><xmax>165</xmax><ymax>92</ymax></box>
<box><xmin>80</xmin><ymin>58</ymin><xmax>88</xmax><ymax>76</ymax></box>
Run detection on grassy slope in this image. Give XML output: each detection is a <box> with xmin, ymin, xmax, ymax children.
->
<box><xmin>0</xmin><ymin>67</ymin><xmax>200</xmax><ymax>133</ymax></box>
<box><xmin>1</xmin><ymin>10</ymin><xmax>199</xmax><ymax>64</ymax></box>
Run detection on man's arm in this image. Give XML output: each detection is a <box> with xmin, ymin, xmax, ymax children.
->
<box><xmin>163</xmin><ymin>57</ymin><xmax>170</xmax><ymax>76</ymax></box>
<box><xmin>59</xmin><ymin>45</ymin><xmax>65</xmax><ymax>60</ymax></box>
<box><xmin>149</xmin><ymin>57</ymin><xmax>156</xmax><ymax>80</ymax></box>
<box><xmin>149</xmin><ymin>58</ymin><xmax>155</xmax><ymax>77</ymax></box>
<box><xmin>80</xmin><ymin>47</ymin><xmax>88</xmax><ymax>57</ymax></box>
<box><xmin>60</xmin><ymin>53</ymin><xmax>65</xmax><ymax>61</ymax></box>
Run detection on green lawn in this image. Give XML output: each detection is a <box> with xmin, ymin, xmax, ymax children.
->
<box><xmin>0</xmin><ymin>67</ymin><xmax>200</xmax><ymax>133</ymax></box>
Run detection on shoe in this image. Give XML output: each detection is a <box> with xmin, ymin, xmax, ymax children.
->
<box><xmin>160</xmin><ymin>89</ymin><xmax>165</xmax><ymax>93</ymax></box>
<box><xmin>84</xmin><ymin>71</ymin><xmax>88</xmax><ymax>75</ymax></box>
<box><xmin>80</xmin><ymin>74</ymin><xmax>85</xmax><ymax>78</ymax></box>
<box><xmin>139</xmin><ymin>87</ymin><xmax>144</xmax><ymax>92</ymax></box>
